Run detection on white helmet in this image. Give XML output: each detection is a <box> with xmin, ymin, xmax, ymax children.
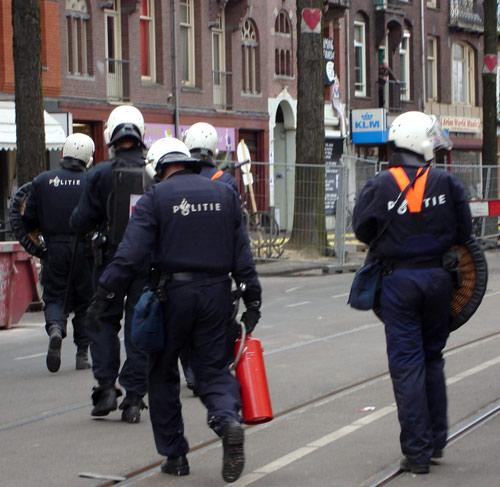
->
<box><xmin>146</xmin><ymin>137</ymin><xmax>196</xmax><ymax>176</ymax></box>
<box><xmin>184</xmin><ymin>122</ymin><xmax>219</xmax><ymax>157</ymax></box>
<box><xmin>388</xmin><ymin>111</ymin><xmax>452</xmax><ymax>162</ymax></box>
<box><xmin>62</xmin><ymin>133</ymin><xmax>95</xmax><ymax>167</ymax></box>
<box><xmin>104</xmin><ymin>105</ymin><xmax>145</xmax><ymax>147</ymax></box>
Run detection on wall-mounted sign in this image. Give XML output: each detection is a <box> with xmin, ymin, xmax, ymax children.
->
<box><xmin>144</xmin><ymin>123</ymin><xmax>236</xmax><ymax>152</ymax></box>
<box><xmin>324</xmin><ymin>37</ymin><xmax>335</xmax><ymax>86</ymax></box>
<box><xmin>439</xmin><ymin>116</ymin><xmax>481</xmax><ymax>134</ymax></box>
<box><xmin>351</xmin><ymin>109</ymin><xmax>388</xmax><ymax>144</ymax></box>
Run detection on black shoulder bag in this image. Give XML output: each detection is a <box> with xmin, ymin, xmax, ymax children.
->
<box><xmin>348</xmin><ymin>167</ymin><xmax>428</xmax><ymax>311</ymax></box>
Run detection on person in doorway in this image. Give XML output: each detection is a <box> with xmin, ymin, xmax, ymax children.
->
<box><xmin>352</xmin><ymin>111</ymin><xmax>472</xmax><ymax>473</ymax></box>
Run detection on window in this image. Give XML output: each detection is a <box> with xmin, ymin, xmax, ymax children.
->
<box><xmin>452</xmin><ymin>42</ymin><xmax>475</xmax><ymax>105</ymax></box>
<box><xmin>65</xmin><ymin>0</ymin><xmax>91</xmax><ymax>76</ymax></box>
<box><xmin>426</xmin><ymin>0</ymin><xmax>437</xmax><ymax>8</ymax></box>
<box><xmin>241</xmin><ymin>19</ymin><xmax>259</xmax><ymax>94</ymax></box>
<box><xmin>140</xmin><ymin>0</ymin><xmax>155</xmax><ymax>80</ymax></box>
<box><xmin>399</xmin><ymin>30</ymin><xmax>411</xmax><ymax>101</ymax></box>
<box><xmin>354</xmin><ymin>21</ymin><xmax>366</xmax><ymax>97</ymax></box>
<box><xmin>212</xmin><ymin>12</ymin><xmax>226</xmax><ymax>108</ymax></box>
<box><xmin>275</xmin><ymin>10</ymin><xmax>291</xmax><ymax>34</ymax></box>
<box><xmin>426</xmin><ymin>36</ymin><xmax>438</xmax><ymax>101</ymax></box>
<box><xmin>274</xmin><ymin>10</ymin><xmax>293</xmax><ymax>77</ymax></box>
<box><xmin>180</xmin><ymin>0</ymin><xmax>195</xmax><ymax>86</ymax></box>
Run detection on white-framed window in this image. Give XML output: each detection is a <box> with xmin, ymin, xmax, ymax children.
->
<box><xmin>65</xmin><ymin>0</ymin><xmax>90</xmax><ymax>76</ymax></box>
<box><xmin>212</xmin><ymin>11</ymin><xmax>226</xmax><ymax>108</ymax></box>
<box><xmin>241</xmin><ymin>18</ymin><xmax>259</xmax><ymax>94</ymax></box>
<box><xmin>354</xmin><ymin>21</ymin><xmax>367</xmax><ymax>97</ymax></box>
<box><xmin>274</xmin><ymin>10</ymin><xmax>293</xmax><ymax>77</ymax></box>
<box><xmin>426</xmin><ymin>36</ymin><xmax>438</xmax><ymax>101</ymax></box>
<box><xmin>452</xmin><ymin>42</ymin><xmax>475</xmax><ymax>105</ymax></box>
<box><xmin>140</xmin><ymin>0</ymin><xmax>155</xmax><ymax>81</ymax></box>
<box><xmin>399</xmin><ymin>30</ymin><xmax>411</xmax><ymax>101</ymax></box>
<box><xmin>180</xmin><ymin>0</ymin><xmax>195</xmax><ymax>86</ymax></box>
<box><xmin>426</xmin><ymin>0</ymin><xmax>437</xmax><ymax>9</ymax></box>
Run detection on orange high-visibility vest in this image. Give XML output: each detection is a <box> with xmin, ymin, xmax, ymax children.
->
<box><xmin>389</xmin><ymin>167</ymin><xmax>430</xmax><ymax>213</ymax></box>
<box><xmin>211</xmin><ymin>170</ymin><xmax>224</xmax><ymax>181</ymax></box>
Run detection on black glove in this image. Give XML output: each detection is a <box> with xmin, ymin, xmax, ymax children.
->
<box><xmin>241</xmin><ymin>301</ymin><xmax>261</xmax><ymax>334</ymax></box>
<box><xmin>85</xmin><ymin>286</ymin><xmax>116</xmax><ymax>333</ymax></box>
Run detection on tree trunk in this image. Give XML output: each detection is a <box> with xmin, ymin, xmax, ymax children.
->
<box><xmin>12</xmin><ymin>0</ymin><xmax>45</xmax><ymax>185</ymax></box>
<box><xmin>289</xmin><ymin>0</ymin><xmax>326</xmax><ymax>256</ymax></box>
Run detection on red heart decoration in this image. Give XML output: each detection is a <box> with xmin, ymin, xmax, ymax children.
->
<box><xmin>302</xmin><ymin>8</ymin><xmax>321</xmax><ymax>32</ymax></box>
<box><xmin>484</xmin><ymin>54</ymin><xmax>497</xmax><ymax>73</ymax></box>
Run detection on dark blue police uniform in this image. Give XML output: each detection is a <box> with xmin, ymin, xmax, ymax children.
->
<box><xmin>70</xmin><ymin>147</ymin><xmax>148</xmax><ymax>401</ymax></box>
<box><xmin>200</xmin><ymin>163</ymin><xmax>239</xmax><ymax>194</ymax></box>
<box><xmin>353</xmin><ymin>150</ymin><xmax>472</xmax><ymax>466</ymax></box>
<box><xmin>179</xmin><ymin>162</ymin><xmax>240</xmax><ymax>390</ymax></box>
<box><xmin>99</xmin><ymin>169</ymin><xmax>260</xmax><ymax>457</ymax></box>
<box><xmin>23</xmin><ymin>157</ymin><xmax>92</xmax><ymax>350</ymax></box>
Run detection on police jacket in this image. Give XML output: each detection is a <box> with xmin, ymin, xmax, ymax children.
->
<box><xmin>23</xmin><ymin>157</ymin><xmax>86</xmax><ymax>239</ymax></box>
<box><xmin>352</xmin><ymin>150</ymin><xmax>472</xmax><ymax>262</ymax></box>
<box><xmin>99</xmin><ymin>169</ymin><xmax>261</xmax><ymax>304</ymax></box>
<box><xmin>200</xmin><ymin>162</ymin><xmax>239</xmax><ymax>194</ymax></box>
<box><xmin>70</xmin><ymin>147</ymin><xmax>145</xmax><ymax>236</ymax></box>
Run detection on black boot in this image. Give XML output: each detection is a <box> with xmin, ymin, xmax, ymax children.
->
<box><xmin>91</xmin><ymin>385</ymin><xmax>122</xmax><ymax>417</ymax></box>
<box><xmin>222</xmin><ymin>422</ymin><xmax>245</xmax><ymax>483</ymax></box>
<box><xmin>400</xmin><ymin>457</ymin><xmax>430</xmax><ymax>474</ymax></box>
<box><xmin>75</xmin><ymin>347</ymin><xmax>91</xmax><ymax>370</ymax></box>
<box><xmin>161</xmin><ymin>455</ymin><xmax>190</xmax><ymax>476</ymax></box>
<box><xmin>119</xmin><ymin>394</ymin><xmax>147</xmax><ymax>424</ymax></box>
<box><xmin>46</xmin><ymin>326</ymin><xmax>63</xmax><ymax>373</ymax></box>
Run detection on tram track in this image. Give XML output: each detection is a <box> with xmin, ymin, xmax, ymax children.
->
<box><xmin>368</xmin><ymin>398</ymin><xmax>500</xmax><ymax>486</ymax></box>
<box><xmin>93</xmin><ymin>329</ymin><xmax>500</xmax><ymax>486</ymax></box>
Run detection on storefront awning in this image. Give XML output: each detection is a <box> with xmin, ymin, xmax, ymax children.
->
<box><xmin>0</xmin><ymin>101</ymin><xmax>66</xmax><ymax>151</ymax></box>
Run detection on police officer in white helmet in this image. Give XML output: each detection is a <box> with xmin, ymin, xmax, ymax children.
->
<box><xmin>22</xmin><ymin>133</ymin><xmax>95</xmax><ymax>373</ymax></box>
<box><xmin>71</xmin><ymin>105</ymin><xmax>149</xmax><ymax>423</ymax></box>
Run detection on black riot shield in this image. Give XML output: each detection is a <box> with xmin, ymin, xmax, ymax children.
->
<box><xmin>449</xmin><ymin>238</ymin><xmax>488</xmax><ymax>332</ymax></box>
<box><xmin>9</xmin><ymin>182</ymin><xmax>46</xmax><ymax>258</ymax></box>
<box><xmin>106</xmin><ymin>164</ymin><xmax>146</xmax><ymax>247</ymax></box>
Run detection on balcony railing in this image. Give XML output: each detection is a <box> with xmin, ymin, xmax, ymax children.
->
<box><xmin>106</xmin><ymin>58</ymin><xmax>130</xmax><ymax>102</ymax></box>
<box><xmin>388</xmin><ymin>80</ymin><xmax>402</xmax><ymax>112</ymax></box>
<box><xmin>449</xmin><ymin>0</ymin><xmax>484</xmax><ymax>32</ymax></box>
<box><xmin>325</xmin><ymin>0</ymin><xmax>350</xmax><ymax>9</ymax></box>
<box><xmin>213</xmin><ymin>70</ymin><xmax>232</xmax><ymax>111</ymax></box>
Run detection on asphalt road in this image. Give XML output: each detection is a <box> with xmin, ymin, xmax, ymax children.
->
<box><xmin>1</xmin><ymin>250</ymin><xmax>500</xmax><ymax>486</ymax></box>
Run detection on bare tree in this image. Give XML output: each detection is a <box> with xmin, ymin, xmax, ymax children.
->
<box><xmin>288</xmin><ymin>0</ymin><xmax>326</xmax><ymax>255</ymax></box>
<box><xmin>12</xmin><ymin>0</ymin><xmax>45</xmax><ymax>185</ymax></box>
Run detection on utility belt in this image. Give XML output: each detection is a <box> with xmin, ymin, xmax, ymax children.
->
<box><xmin>383</xmin><ymin>257</ymin><xmax>443</xmax><ymax>271</ymax></box>
<box><xmin>91</xmin><ymin>232</ymin><xmax>118</xmax><ymax>267</ymax></box>
<box><xmin>45</xmin><ymin>234</ymin><xmax>73</xmax><ymax>243</ymax></box>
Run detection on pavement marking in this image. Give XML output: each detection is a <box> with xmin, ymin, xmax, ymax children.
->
<box><xmin>332</xmin><ymin>292</ymin><xmax>349</xmax><ymax>299</ymax></box>
<box><xmin>234</xmin><ymin>353</ymin><xmax>500</xmax><ymax>486</ymax></box>
<box><xmin>284</xmin><ymin>301</ymin><xmax>310</xmax><ymax>308</ymax></box>
<box><xmin>285</xmin><ymin>286</ymin><xmax>303</xmax><ymax>293</ymax></box>
<box><xmin>15</xmin><ymin>352</ymin><xmax>45</xmax><ymax>360</ymax></box>
<box><xmin>265</xmin><ymin>322</ymin><xmax>380</xmax><ymax>356</ymax></box>
<box><xmin>485</xmin><ymin>290</ymin><xmax>500</xmax><ymax>297</ymax></box>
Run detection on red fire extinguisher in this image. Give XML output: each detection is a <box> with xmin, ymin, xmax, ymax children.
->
<box><xmin>232</xmin><ymin>323</ymin><xmax>273</xmax><ymax>425</ymax></box>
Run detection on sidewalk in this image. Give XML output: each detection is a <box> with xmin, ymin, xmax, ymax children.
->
<box><xmin>255</xmin><ymin>258</ymin><xmax>362</xmax><ymax>276</ymax></box>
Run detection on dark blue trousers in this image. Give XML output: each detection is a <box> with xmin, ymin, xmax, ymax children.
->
<box><xmin>42</xmin><ymin>240</ymin><xmax>92</xmax><ymax>348</ymax></box>
<box><xmin>148</xmin><ymin>279</ymin><xmax>241</xmax><ymax>457</ymax></box>
<box><xmin>88</xmin><ymin>265</ymin><xmax>148</xmax><ymax>397</ymax></box>
<box><xmin>380</xmin><ymin>267</ymin><xmax>452</xmax><ymax>465</ymax></box>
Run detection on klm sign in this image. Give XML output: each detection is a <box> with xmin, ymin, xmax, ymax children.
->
<box><xmin>351</xmin><ymin>109</ymin><xmax>388</xmax><ymax>144</ymax></box>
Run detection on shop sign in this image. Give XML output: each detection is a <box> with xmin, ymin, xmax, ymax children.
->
<box><xmin>144</xmin><ymin>123</ymin><xmax>236</xmax><ymax>152</ymax></box>
<box><xmin>324</xmin><ymin>37</ymin><xmax>335</xmax><ymax>86</ymax></box>
<box><xmin>440</xmin><ymin>116</ymin><xmax>481</xmax><ymax>134</ymax></box>
<box><xmin>351</xmin><ymin>109</ymin><xmax>388</xmax><ymax>144</ymax></box>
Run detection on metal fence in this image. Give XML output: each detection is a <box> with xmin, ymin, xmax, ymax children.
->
<box><xmin>222</xmin><ymin>157</ymin><xmax>499</xmax><ymax>263</ymax></box>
